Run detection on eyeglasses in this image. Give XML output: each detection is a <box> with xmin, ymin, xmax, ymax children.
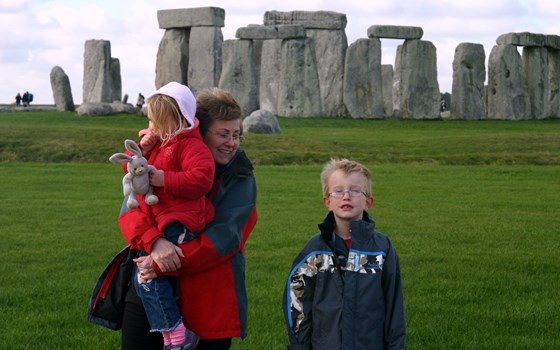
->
<box><xmin>209</xmin><ymin>130</ymin><xmax>244</xmax><ymax>143</ymax></box>
<box><xmin>329</xmin><ymin>190</ymin><xmax>366</xmax><ymax>198</ymax></box>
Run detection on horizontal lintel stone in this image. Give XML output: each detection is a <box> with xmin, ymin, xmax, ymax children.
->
<box><xmin>545</xmin><ymin>35</ymin><xmax>560</xmax><ymax>50</ymax></box>
<box><xmin>496</xmin><ymin>32</ymin><xmax>546</xmax><ymax>47</ymax></box>
<box><xmin>367</xmin><ymin>25</ymin><xmax>423</xmax><ymax>40</ymax></box>
<box><xmin>157</xmin><ymin>7</ymin><xmax>225</xmax><ymax>29</ymax></box>
<box><xmin>235</xmin><ymin>24</ymin><xmax>306</xmax><ymax>40</ymax></box>
<box><xmin>263</xmin><ymin>10</ymin><xmax>347</xmax><ymax>30</ymax></box>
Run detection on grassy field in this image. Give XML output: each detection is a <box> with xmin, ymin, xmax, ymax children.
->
<box><xmin>1</xmin><ymin>112</ymin><xmax>559</xmax><ymax>349</ymax></box>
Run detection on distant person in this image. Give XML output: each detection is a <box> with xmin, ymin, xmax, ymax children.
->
<box><xmin>136</xmin><ymin>93</ymin><xmax>145</xmax><ymax>109</ymax></box>
<box><xmin>283</xmin><ymin>158</ymin><xmax>406</xmax><ymax>350</ymax></box>
<box><xmin>22</xmin><ymin>91</ymin><xmax>29</xmax><ymax>107</ymax></box>
<box><xmin>15</xmin><ymin>93</ymin><xmax>22</xmax><ymax>107</ymax></box>
<box><xmin>440</xmin><ymin>99</ymin><xmax>447</xmax><ymax>112</ymax></box>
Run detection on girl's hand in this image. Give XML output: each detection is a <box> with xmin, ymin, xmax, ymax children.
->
<box><xmin>150</xmin><ymin>169</ymin><xmax>165</xmax><ymax>187</ymax></box>
<box><xmin>139</xmin><ymin>128</ymin><xmax>159</xmax><ymax>156</ymax></box>
<box><xmin>133</xmin><ymin>255</ymin><xmax>157</xmax><ymax>280</ymax></box>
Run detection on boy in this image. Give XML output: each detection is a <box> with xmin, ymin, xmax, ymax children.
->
<box><xmin>283</xmin><ymin>158</ymin><xmax>406</xmax><ymax>349</ymax></box>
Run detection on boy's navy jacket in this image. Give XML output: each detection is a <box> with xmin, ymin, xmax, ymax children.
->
<box><xmin>283</xmin><ymin>211</ymin><xmax>406</xmax><ymax>350</ymax></box>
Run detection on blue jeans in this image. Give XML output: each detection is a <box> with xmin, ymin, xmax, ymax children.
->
<box><xmin>134</xmin><ymin>222</ymin><xmax>199</xmax><ymax>332</ymax></box>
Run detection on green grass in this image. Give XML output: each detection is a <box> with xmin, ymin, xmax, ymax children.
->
<box><xmin>1</xmin><ymin>111</ymin><xmax>559</xmax><ymax>165</ymax></box>
<box><xmin>0</xmin><ymin>112</ymin><xmax>559</xmax><ymax>349</ymax></box>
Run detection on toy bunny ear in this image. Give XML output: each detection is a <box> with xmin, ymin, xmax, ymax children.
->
<box><xmin>124</xmin><ymin>139</ymin><xmax>142</xmax><ymax>157</ymax></box>
<box><xmin>109</xmin><ymin>153</ymin><xmax>132</xmax><ymax>164</ymax></box>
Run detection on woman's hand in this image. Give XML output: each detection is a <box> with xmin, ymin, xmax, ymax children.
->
<box><xmin>150</xmin><ymin>238</ymin><xmax>184</xmax><ymax>272</ymax></box>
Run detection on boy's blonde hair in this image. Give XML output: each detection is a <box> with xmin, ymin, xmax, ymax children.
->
<box><xmin>147</xmin><ymin>94</ymin><xmax>191</xmax><ymax>144</ymax></box>
<box><xmin>320</xmin><ymin>158</ymin><xmax>372</xmax><ymax>197</ymax></box>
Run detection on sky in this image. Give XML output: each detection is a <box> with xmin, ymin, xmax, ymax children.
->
<box><xmin>1</xmin><ymin>0</ymin><xmax>560</xmax><ymax>105</ymax></box>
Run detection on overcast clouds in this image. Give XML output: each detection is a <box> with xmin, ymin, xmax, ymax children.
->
<box><xmin>1</xmin><ymin>0</ymin><xmax>560</xmax><ymax>105</ymax></box>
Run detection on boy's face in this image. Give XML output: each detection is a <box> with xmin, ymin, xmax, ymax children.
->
<box><xmin>323</xmin><ymin>169</ymin><xmax>374</xmax><ymax>222</ymax></box>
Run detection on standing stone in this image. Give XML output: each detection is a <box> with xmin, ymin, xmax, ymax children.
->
<box><xmin>307</xmin><ymin>28</ymin><xmax>348</xmax><ymax>116</ymax></box>
<box><xmin>50</xmin><ymin>66</ymin><xmax>75</xmax><ymax>111</ymax></box>
<box><xmin>259</xmin><ymin>39</ymin><xmax>283</xmax><ymax>114</ymax></box>
<box><xmin>522</xmin><ymin>46</ymin><xmax>549</xmax><ymax>119</ymax></box>
<box><xmin>264</xmin><ymin>10</ymin><xmax>347</xmax><ymax>117</ymax></box>
<box><xmin>343</xmin><ymin>38</ymin><xmax>383</xmax><ymax>119</ymax></box>
<box><xmin>394</xmin><ymin>40</ymin><xmax>440</xmax><ymax>119</ymax></box>
<box><xmin>244</xmin><ymin>25</ymin><xmax>307</xmax><ymax>115</ymax></box>
<box><xmin>110</xmin><ymin>58</ymin><xmax>122</xmax><ymax>102</ymax></box>
<box><xmin>83</xmin><ymin>39</ymin><xmax>120</xmax><ymax>103</ymax></box>
<box><xmin>547</xmin><ymin>49</ymin><xmax>560</xmax><ymax>118</ymax></box>
<box><xmin>392</xmin><ymin>45</ymin><xmax>404</xmax><ymax>117</ymax></box>
<box><xmin>218</xmin><ymin>39</ymin><xmax>258</xmax><ymax>116</ymax></box>
<box><xmin>382</xmin><ymin>64</ymin><xmax>394</xmax><ymax>117</ymax></box>
<box><xmin>277</xmin><ymin>38</ymin><xmax>322</xmax><ymax>117</ymax></box>
<box><xmin>188</xmin><ymin>26</ymin><xmax>223</xmax><ymax>95</ymax></box>
<box><xmin>451</xmin><ymin>43</ymin><xmax>486</xmax><ymax>120</ymax></box>
<box><xmin>487</xmin><ymin>44</ymin><xmax>531</xmax><ymax>120</ymax></box>
<box><xmin>155</xmin><ymin>29</ymin><xmax>190</xmax><ymax>89</ymax></box>
<box><xmin>155</xmin><ymin>7</ymin><xmax>225</xmax><ymax>93</ymax></box>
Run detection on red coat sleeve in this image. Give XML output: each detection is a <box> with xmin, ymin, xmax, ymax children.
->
<box><xmin>163</xmin><ymin>138</ymin><xmax>215</xmax><ymax>200</ymax></box>
<box><xmin>153</xmin><ymin>170</ymin><xmax>258</xmax><ymax>276</ymax></box>
<box><xmin>118</xmin><ymin>208</ymin><xmax>162</xmax><ymax>253</ymax></box>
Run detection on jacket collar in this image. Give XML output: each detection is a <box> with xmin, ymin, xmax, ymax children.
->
<box><xmin>318</xmin><ymin>211</ymin><xmax>375</xmax><ymax>244</ymax></box>
<box><xmin>215</xmin><ymin>148</ymin><xmax>253</xmax><ymax>181</ymax></box>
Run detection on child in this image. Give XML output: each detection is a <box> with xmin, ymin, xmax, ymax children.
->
<box><xmin>131</xmin><ymin>81</ymin><xmax>215</xmax><ymax>350</ymax></box>
<box><xmin>283</xmin><ymin>158</ymin><xmax>406</xmax><ymax>349</ymax></box>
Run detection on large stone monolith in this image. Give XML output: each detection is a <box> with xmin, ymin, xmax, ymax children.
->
<box><xmin>276</xmin><ymin>37</ymin><xmax>322</xmax><ymax>117</ymax></box>
<box><xmin>83</xmin><ymin>39</ymin><xmax>121</xmax><ymax>103</ymax></box>
<box><xmin>188</xmin><ymin>26</ymin><xmax>223</xmax><ymax>95</ymax></box>
<box><xmin>264</xmin><ymin>11</ymin><xmax>347</xmax><ymax>117</ymax></box>
<box><xmin>523</xmin><ymin>46</ymin><xmax>549</xmax><ymax>119</ymax></box>
<box><xmin>258</xmin><ymin>39</ymin><xmax>282</xmax><ymax>114</ymax></box>
<box><xmin>394</xmin><ymin>40</ymin><xmax>440</xmax><ymax>119</ymax></box>
<box><xmin>343</xmin><ymin>38</ymin><xmax>383</xmax><ymax>118</ymax></box>
<box><xmin>218</xmin><ymin>39</ymin><xmax>258</xmax><ymax>116</ymax></box>
<box><xmin>547</xmin><ymin>49</ymin><xmax>560</xmax><ymax>118</ymax></box>
<box><xmin>50</xmin><ymin>66</ymin><xmax>75</xmax><ymax>111</ymax></box>
<box><xmin>155</xmin><ymin>29</ymin><xmax>190</xmax><ymax>89</ymax></box>
<box><xmin>451</xmin><ymin>43</ymin><xmax>486</xmax><ymax>120</ymax></box>
<box><xmin>487</xmin><ymin>44</ymin><xmax>531</xmax><ymax>120</ymax></box>
<box><xmin>382</xmin><ymin>64</ymin><xmax>394</xmax><ymax>117</ymax></box>
<box><xmin>155</xmin><ymin>7</ymin><xmax>224</xmax><ymax>92</ymax></box>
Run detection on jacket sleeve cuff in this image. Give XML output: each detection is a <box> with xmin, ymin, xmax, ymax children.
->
<box><xmin>142</xmin><ymin>227</ymin><xmax>163</xmax><ymax>253</ymax></box>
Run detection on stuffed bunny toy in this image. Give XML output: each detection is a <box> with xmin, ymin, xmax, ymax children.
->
<box><xmin>109</xmin><ymin>139</ymin><xmax>159</xmax><ymax>209</ymax></box>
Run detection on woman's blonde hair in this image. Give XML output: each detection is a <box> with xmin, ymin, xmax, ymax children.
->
<box><xmin>147</xmin><ymin>94</ymin><xmax>191</xmax><ymax>144</ymax></box>
<box><xmin>320</xmin><ymin>158</ymin><xmax>372</xmax><ymax>197</ymax></box>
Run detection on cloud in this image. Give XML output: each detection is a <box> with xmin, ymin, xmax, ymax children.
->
<box><xmin>1</xmin><ymin>0</ymin><xmax>560</xmax><ymax>105</ymax></box>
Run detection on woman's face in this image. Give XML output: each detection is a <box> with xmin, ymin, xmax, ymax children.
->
<box><xmin>202</xmin><ymin>119</ymin><xmax>242</xmax><ymax>165</ymax></box>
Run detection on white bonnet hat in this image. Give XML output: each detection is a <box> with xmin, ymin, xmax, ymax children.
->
<box><xmin>149</xmin><ymin>81</ymin><xmax>196</xmax><ymax>127</ymax></box>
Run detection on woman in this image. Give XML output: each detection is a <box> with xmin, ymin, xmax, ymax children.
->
<box><xmin>89</xmin><ymin>88</ymin><xmax>257</xmax><ymax>350</ymax></box>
